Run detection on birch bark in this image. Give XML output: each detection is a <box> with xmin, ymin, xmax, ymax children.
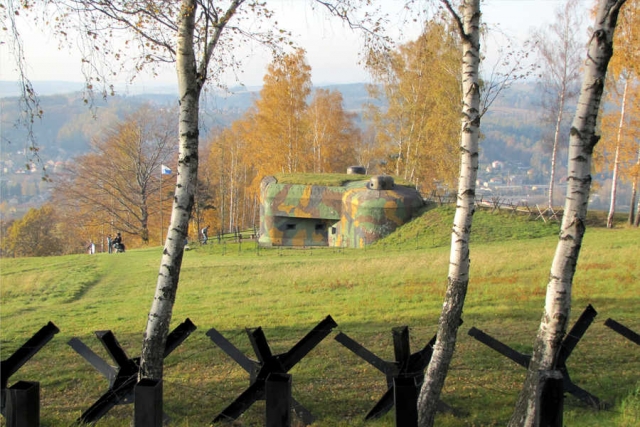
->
<box><xmin>509</xmin><ymin>1</ymin><xmax>627</xmax><ymax>425</ymax></box>
<box><xmin>139</xmin><ymin>0</ymin><xmax>202</xmax><ymax>380</ymax></box>
<box><xmin>607</xmin><ymin>78</ymin><xmax>628</xmax><ymax>228</ymax></box>
<box><xmin>417</xmin><ymin>1</ymin><xmax>481</xmax><ymax>426</ymax></box>
<box><xmin>140</xmin><ymin>0</ymin><xmax>244</xmax><ymax>380</ymax></box>
<box><xmin>631</xmin><ymin>148</ymin><xmax>640</xmax><ymax>226</ymax></box>
<box><xmin>548</xmin><ymin>105</ymin><xmax>564</xmax><ymax>209</ymax></box>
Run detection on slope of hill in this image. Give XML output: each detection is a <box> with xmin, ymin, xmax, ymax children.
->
<box><xmin>0</xmin><ymin>212</ymin><xmax>638</xmax><ymax>426</ymax></box>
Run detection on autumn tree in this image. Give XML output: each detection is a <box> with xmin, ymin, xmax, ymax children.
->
<box><xmin>191</xmin><ymin>147</ymin><xmax>218</xmax><ymax>240</ymax></box>
<box><xmin>3</xmin><ymin>204</ymin><xmax>64</xmax><ymax>257</ymax></box>
<box><xmin>252</xmin><ymin>48</ymin><xmax>313</xmax><ymax>176</ymax></box>
<box><xmin>598</xmin><ymin>0</ymin><xmax>640</xmax><ymax>227</ymax></box>
<box><xmin>509</xmin><ymin>0</ymin><xmax>627</xmax><ymax>424</ymax></box>
<box><xmin>304</xmin><ymin>88</ymin><xmax>360</xmax><ymax>173</ymax></box>
<box><xmin>204</xmin><ymin>49</ymin><xmax>361</xmax><ymax>229</ymax></box>
<box><xmin>532</xmin><ymin>0</ymin><xmax>585</xmax><ymax>210</ymax></box>
<box><xmin>53</xmin><ymin>105</ymin><xmax>176</xmax><ymax>246</ymax></box>
<box><xmin>207</xmin><ymin>118</ymin><xmax>257</xmax><ymax>234</ymax></box>
<box><xmin>202</xmin><ymin>50</ymin><xmax>365</xmax><ymax>238</ymax></box>
<box><xmin>367</xmin><ymin>16</ymin><xmax>461</xmax><ymax>193</ymax></box>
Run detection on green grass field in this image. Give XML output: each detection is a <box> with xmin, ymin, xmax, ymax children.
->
<box><xmin>1</xmin><ymin>207</ymin><xmax>638</xmax><ymax>426</ymax></box>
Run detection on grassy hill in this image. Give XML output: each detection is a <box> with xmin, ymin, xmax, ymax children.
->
<box><xmin>1</xmin><ymin>207</ymin><xmax>638</xmax><ymax>426</ymax></box>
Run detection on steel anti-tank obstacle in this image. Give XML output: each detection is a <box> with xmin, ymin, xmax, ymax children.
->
<box><xmin>207</xmin><ymin>315</ymin><xmax>337</xmax><ymax>425</ymax></box>
<box><xmin>468</xmin><ymin>304</ymin><xmax>602</xmax><ymax>409</ymax></box>
<box><xmin>335</xmin><ymin>324</ymin><xmax>461</xmax><ymax>425</ymax></box>
<box><xmin>68</xmin><ymin>318</ymin><xmax>196</xmax><ymax>424</ymax></box>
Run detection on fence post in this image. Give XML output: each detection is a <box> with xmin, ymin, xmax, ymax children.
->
<box><xmin>536</xmin><ymin>370</ymin><xmax>563</xmax><ymax>427</ymax></box>
<box><xmin>266</xmin><ymin>373</ymin><xmax>292</xmax><ymax>427</ymax></box>
<box><xmin>135</xmin><ymin>379</ymin><xmax>163</xmax><ymax>427</ymax></box>
<box><xmin>6</xmin><ymin>381</ymin><xmax>39</xmax><ymax>427</ymax></box>
<box><xmin>394</xmin><ymin>377</ymin><xmax>418</xmax><ymax>427</ymax></box>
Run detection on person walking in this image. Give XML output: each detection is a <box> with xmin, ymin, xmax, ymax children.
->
<box><xmin>107</xmin><ymin>235</ymin><xmax>113</xmax><ymax>254</ymax></box>
<box><xmin>201</xmin><ymin>225</ymin><xmax>209</xmax><ymax>245</ymax></box>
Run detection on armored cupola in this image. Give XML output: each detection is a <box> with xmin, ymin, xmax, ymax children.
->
<box><xmin>347</xmin><ymin>166</ymin><xmax>366</xmax><ymax>175</ymax></box>
<box><xmin>368</xmin><ymin>175</ymin><xmax>395</xmax><ymax>190</ymax></box>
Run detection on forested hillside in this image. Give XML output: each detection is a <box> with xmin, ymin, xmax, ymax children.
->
<box><xmin>0</xmin><ymin>78</ymin><xmax>628</xmax><ymax>214</ymax></box>
<box><xmin>0</xmin><ymin>78</ymin><xmax>631</xmax><ymax>239</ymax></box>
<box><xmin>1</xmin><ymin>80</ymin><xmax>546</xmax><ymax>160</ymax></box>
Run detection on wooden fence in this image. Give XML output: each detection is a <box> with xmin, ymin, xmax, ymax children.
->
<box><xmin>425</xmin><ymin>193</ymin><xmax>565</xmax><ymax>223</ymax></box>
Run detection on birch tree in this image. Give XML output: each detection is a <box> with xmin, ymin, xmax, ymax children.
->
<box><xmin>252</xmin><ymin>48</ymin><xmax>312</xmax><ymax>175</ymax></box>
<box><xmin>206</xmin><ymin>119</ymin><xmax>256</xmax><ymax>233</ymax></box>
<box><xmin>631</xmin><ymin>148</ymin><xmax>640</xmax><ymax>226</ymax></box>
<box><xmin>509</xmin><ymin>0</ymin><xmax>627</xmax><ymax>424</ymax></box>
<box><xmin>305</xmin><ymin>88</ymin><xmax>359</xmax><ymax>174</ymax></box>
<box><xmin>601</xmin><ymin>75</ymin><xmax>639</xmax><ymax>228</ymax></box>
<box><xmin>367</xmin><ymin>17</ymin><xmax>461</xmax><ymax>192</ymax></box>
<box><xmin>532</xmin><ymin>0</ymin><xmax>584</xmax><ymax>211</ymax></box>
<box><xmin>599</xmin><ymin>0</ymin><xmax>640</xmax><ymax>228</ymax></box>
<box><xmin>417</xmin><ymin>1</ymin><xmax>481</xmax><ymax>425</ymax></box>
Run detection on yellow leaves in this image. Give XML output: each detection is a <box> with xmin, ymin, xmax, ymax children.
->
<box><xmin>367</xmin><ymin>20</ymin><xmax>461</xmax><ymax>192</ymax></box>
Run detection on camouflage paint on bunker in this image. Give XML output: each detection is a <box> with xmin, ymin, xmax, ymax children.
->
<box><xmin>259</xmin><ymin>173</ymin><xmax>424</xmax><ymax>248</ymax></box>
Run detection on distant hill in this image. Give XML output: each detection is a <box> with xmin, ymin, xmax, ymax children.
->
<box><xmin>0</xmin><ymin>81</ymin><xmax>384</xmax><ymax>160</ymax></box>
<box><xmin>0</xmin><ymin>81</ymin><xmax>86</xmax><ymax>98</ymax></box>
<box><xmin>1</xmin><ymin>79</ymin><xmax>629</xmax><ymax>219</ymax></box>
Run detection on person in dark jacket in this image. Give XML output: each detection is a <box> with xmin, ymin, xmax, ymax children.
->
<box><xmin>113</xmin><ymin>232</ymin><xmax>125</xmax><ymax>252</ymax></box>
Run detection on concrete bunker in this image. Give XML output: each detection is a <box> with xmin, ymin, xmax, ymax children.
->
<box><xmin>259</xmin><ymin>171</ymin><xmax>424</xmax><ymax>248</ymax></box>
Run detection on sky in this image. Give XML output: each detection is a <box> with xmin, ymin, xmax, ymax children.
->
<box><xmin>0</xmin><ymin>0</ymin><xmax>593</xmax><ymax>94</ymax></box>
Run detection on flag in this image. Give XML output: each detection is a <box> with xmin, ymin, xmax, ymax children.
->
<box><xmin>161</xmin><ymin>164</ymin><xmax>172</xmax><ymax>175</ymax></box>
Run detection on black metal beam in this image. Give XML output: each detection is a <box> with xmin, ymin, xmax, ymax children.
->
<box><xmin>164</xmin><ymin>318</ymin><xmax>197</xmax><ymax>357</ymax></box>
<box><xmin>67</xmin><ymin>338</ymin><xmax>116</xmax><ymax>385</ymax></box>
<box><xmin>1</xmin><ymin>322</ymin><xmax>59</xmax><ymax>418</ymax></box>
<box><xmin>468</xmin><ymin>327</ymin><xmax>531</xmax><ymax>368</ymax></box>
<box><xmin>213</xmin><ymin>376</ymin><xmax>265</xmax><ymax>422</ymax></box>
<box><xmin>247</xmin><ymin>327</ymin><xmax>273</xmax><ymax>365</ymax></box>
<box><xmin>604</xmin><ymin>318</ymin><xmax>640</xmax><ymax>346</ymax></box>
<box><xmin>392</xmin><ymin>327</ymin><xmax>410</xmax><ymax>370</ymax></box>
<box><xmin>5</xmin><ymin>381</ymin><xmax>40</xmax><ymax>427</ymax></box>
<box><xmin>1</xmin><ymin>322</ymin><xmax>59</xmax><ymax>390</ymax></box>
<box><xmin>206</xmin><ymin>328</ymin><xmax>256</xmax><ymax>373</ymax></box>
<box><xmin>334</xmin><ymin>332</ymin><xmax>390</xmax><ymax>375</ymax></box>
<box><xmin>280</xmin><ymin>315</ymin><xmax>338</xmax><ymax>372</ymax></box>
<box><xmin>134</xmin><ymin>379</ymin><xmax>163</xmax><ymax>427</ymax></box>
<box><xmin>95</xmin><ymin>330</ymin><xmax>136</xmax><ymax>371</ymax></box>
<box><xmin>265</xmin><ymin>373</ymin><xmax>291</xmax><ymax>427</ymax></box>
<box><xmin>558</xmin><ymin>304</ymin><xmax>597</xmax><ymax>363</ymax></box>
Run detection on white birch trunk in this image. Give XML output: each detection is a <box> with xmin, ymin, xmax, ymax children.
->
<box><xmin>607</xmin><ymin>78</ymin><xmax>628</xmax><ymax>228</ymax></box>
<box><xmin>139</xmin><ymin>0</ymin><xmax>201</xmax><ymax>380</ymax></box>
<box><xmin>631</xmin><ymin>148</ymin><xmax>640</xmax><ymax>226</ymax></box>
<box><xmin>607</xmin><ymin>144</ymin><xmax>621</xmax><ymax>227</ymax></box>
<box><xmin>417</xmin><ymin>1</ymin><xmax>480</xmax><ymax>426</ymax></box>
<box><xmin>548</xmin><ymin>106</ymin><xmax>564</xmax><ymax>209</ymax></box>
<box><xmin>509</xmin><ymin>1</ymin><xmax>626</xmax><ymax>424</ymax></box>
